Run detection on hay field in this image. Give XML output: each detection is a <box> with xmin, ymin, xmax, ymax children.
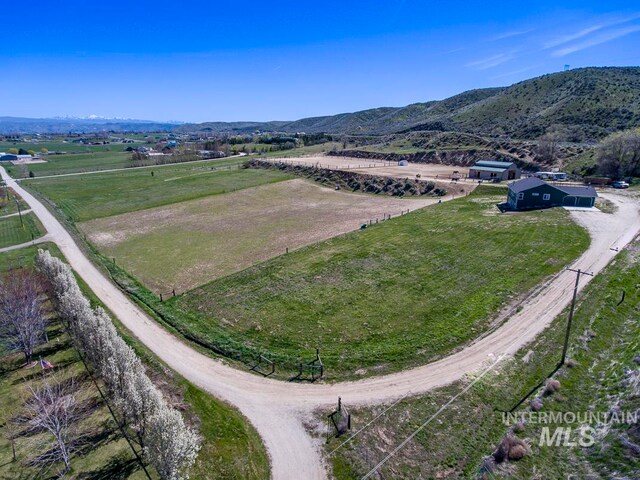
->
<box><xmin>80</xmin><ymin>179</ymin><xmax>438</xmax><ymax>293</ymax></box>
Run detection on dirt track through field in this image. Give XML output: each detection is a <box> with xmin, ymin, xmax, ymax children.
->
<box><xmin>3</xmin><ymin>164</ymin><xmax>639</xmax><ymax>480</ymax></box>
<box><xmin>265</xmin><ymin>155</ymin><xmax>472</xmax><ymax>182</ymax></box>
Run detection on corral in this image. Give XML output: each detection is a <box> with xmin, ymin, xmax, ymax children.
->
<box><xmin>263</xmin><ymin>155</ymin><xmax>471</xmax><ymax>181</ymax></box>
<box><xmin>80</xmin><ymin>179</ymin><xmax>439</xmax><ymax>293</ymax></box>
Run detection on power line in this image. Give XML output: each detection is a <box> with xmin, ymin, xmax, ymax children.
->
<box><xmin>360</xmin><ymin>354</ymin><xmax>506</xmax><ymax>480</ymax></box>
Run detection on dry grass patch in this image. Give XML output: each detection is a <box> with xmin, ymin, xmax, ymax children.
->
<box><xmin>80</xmin><ymin>179</ymin><xmax>438</xmax><ymax>293</ymax></box>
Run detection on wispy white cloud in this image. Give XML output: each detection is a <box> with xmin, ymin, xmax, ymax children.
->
<box><xmin>552</xmin><ymin>24</ymin><xmax>640</xmax><ymax>56</ymax></box>
<box><xmin>543</xmin><ymin>12</ymin><xmax>640</xmax><ymax>48</ymax></box>
<box><xmin>543</xmin><ymin>24</ymin><xmax>606</xmax><ymax>48</ymax></box>
<box><xmin>465</xmin><ymin>52</ymin><xmax>516</xmax><ymax>70</ymax></box>
<box><xmin>490</xmin><ymin>29</ymin><xmax>534</xmax><ymax>41</ymax></box>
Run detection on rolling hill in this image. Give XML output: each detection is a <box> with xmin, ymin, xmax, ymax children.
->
<box><xmin>180</xmin><ymin>67</ymin><xmax>640</xmax><ymax>139</ymax></box>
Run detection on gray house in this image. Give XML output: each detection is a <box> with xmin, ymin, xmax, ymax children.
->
<box><xmin>507</xmin><ymin>177</ymin><xmax>597</xmax><ymax>210</ymax></box>
<box><xmin>468</xmin><ymin>160</ymin><xmax>520</xmax><ymax>181</ymax></box>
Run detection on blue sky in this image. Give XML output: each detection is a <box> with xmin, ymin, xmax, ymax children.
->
<box><xmin>1</xmin><ymin>1</ymin><xmax>639</xmax><ymax>123</ymax></box>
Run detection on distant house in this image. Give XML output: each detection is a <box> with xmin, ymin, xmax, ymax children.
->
<box><xmin>0</xmin><ymin>154</ymin><xmax>31</xmax><ymax>162</ymax></box>
<box><xmin>507</xmin><ymin>177</ymin><xmax>597</xmax><ymax>210</ymax></box>
<box><xmin>469</xmin><ymin>160</ymin><xmax>520</xmax><ymax>181</ymax></box>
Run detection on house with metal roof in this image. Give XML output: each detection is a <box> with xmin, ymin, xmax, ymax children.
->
<box><xmin>469</xmin><ymin>160</ymin><xmax>520</xmax><ymax>181</ymax></box>
<box><xmin>506</xmin><ymin>177</ymin><xmax>597</xmax><ymax>210</ymax></box>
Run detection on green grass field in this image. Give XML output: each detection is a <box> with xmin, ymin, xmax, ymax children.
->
<box><xmin>156</xmin><ymin>186</ymin><xmax>590</xmax><ymax>379</ymax></box>
<box><xmin>23</xmin><ymin>159</ymin><xmax>289</xmax><ymax>221</ymax></box>
<box><xmin>328</xmin><ymin>240</ymin><xmax>640</xmax><ymax>479</ymax></box>
<box><xmin>3</xmin><ymin>151</ymin><xmax>132</xmax><ymax>178</ymax></box>
<box><xmin>0</xmin><ymin>213</ymin><xmax>45</xmax><ymax>248</ymax></box>
<box><xmin>0</xmin><ymin>188</ymin><xmax>30</xmax><ymax>217</ymax></box>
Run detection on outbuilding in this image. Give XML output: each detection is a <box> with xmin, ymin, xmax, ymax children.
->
<box><xmin>469</xmin><ymin>160</ymin><xmax>520</xmax><ymax>181</ymax></box>
<box><xmin>507</xmin><ymin>177</ymin><xmax>597</xmax><ymax>210</ymax></box>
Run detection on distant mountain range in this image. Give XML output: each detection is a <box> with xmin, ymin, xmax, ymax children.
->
<box><xmin>0</xmin><ymin>116</ymin><xmax>181</xmax><ymax>134</ymax></box>
<box><xmin>3</xmin><ymin>67</ymin><xmax>639</xmax><ymax>139</ymax></box>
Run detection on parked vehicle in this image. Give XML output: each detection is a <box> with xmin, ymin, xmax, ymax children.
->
<box><xmin>611</xmin><ymin>181</ymin><xmax>630</xmax><ymax>189</ymax></box>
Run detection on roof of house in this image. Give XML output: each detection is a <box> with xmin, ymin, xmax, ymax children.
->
<box><xmin>474</xmin><ymin>160</ymin><xmax>516</xmax><ymax>169</ymax></box>
<box><xmin>508</xmin><ymin>177</ymin><xmax>598</xmax><ymax>197</ymax></box>
<box><xmin>557</xmin><ymin>185</ymin><xmax>598</xmax><ymax>197</ymax></box>
<box><xmin>469</xmin><ymin>166</ymin><xmax>509</xmax><ymax>173</ymax></box>
<box><xmin>508</xmin><ymin>177</ymin><xmax>547</xmax><ymax>192</ymax></box>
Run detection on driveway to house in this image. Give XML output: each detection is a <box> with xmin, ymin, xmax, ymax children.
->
<box><xmin>2</xmin><ymin>164</ymin><xmax>639</xmax><ymax>480</ymax></box>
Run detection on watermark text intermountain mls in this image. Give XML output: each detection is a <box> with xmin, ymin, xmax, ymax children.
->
<box><xmin>501</xmin><ymin>411</ymin><xmax>638</xmax><ymax>447</ymax></box>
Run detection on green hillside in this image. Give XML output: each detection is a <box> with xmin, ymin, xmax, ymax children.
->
<box><xmin>180</xmin><ymin>67</ymin><xmax>640</xmax><ymax>139</ymax></box>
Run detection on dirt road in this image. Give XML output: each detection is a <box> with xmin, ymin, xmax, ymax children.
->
<box><xmin>2</xmin><ymin>164</ymin><xmax>639</xmax><ymax>480</ymax></box>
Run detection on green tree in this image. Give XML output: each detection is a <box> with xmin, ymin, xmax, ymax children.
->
<box><xmin>7</xmin><ymin>148</ymin><xmax>18</xmax><ymax>154</ymax></box>
<box><xmin>596</xmin><ymin>129</ymin><xmax>640</xmax><ymax>178</ymax></box>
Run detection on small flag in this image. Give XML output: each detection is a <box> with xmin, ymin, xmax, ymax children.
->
<box><xmin>40</xmin><ymin>358</ymin><xmax>54</xmax><ymax>370</ymax></box>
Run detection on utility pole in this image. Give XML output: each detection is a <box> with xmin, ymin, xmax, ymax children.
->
<box><xmin>562</xmin><ymin>268</ymin><xmax>594</xmax><ymax>365</ymax></box>
<box><xmin>14</xmin><ymin>197</ymin><xmax>23</xmax><ymax>228</ymax></box>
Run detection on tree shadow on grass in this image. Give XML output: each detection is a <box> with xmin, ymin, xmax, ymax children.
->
<box><xmin>11</xmin><ymin>358</ymin><xmax>85</xmax><ymax>386</ymax></box>
<box><xmin>76</xmin><ymin>455</ymin><xmax>141</xmax><ymax>480</ymax></box>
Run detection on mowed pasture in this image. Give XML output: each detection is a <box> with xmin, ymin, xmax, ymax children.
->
<box><xmin>166</xmin><ymin>187</ymin><xmax>590</xmax><ymax>379</ymax></box>
<box><xmin>80</xmin><ymin>179</ymin><xmax>439</xmax><ymax>293</ymax></box>
<box><xmin>23</xmin><ymin>158</ymin><xmax>283</xmax><ymax>221</ymax></box>
<box><xmin>0</xmin><ymin>213</ymin><xmax>45</xmax><ymax>248</ymax></box>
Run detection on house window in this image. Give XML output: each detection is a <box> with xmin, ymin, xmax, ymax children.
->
<box><xmin>543</xmin><ymin>193</ymin><xmax>551</xmax><ymax>200</ymax></box>
<box><xmin>532</xmin><ymin>193</ymin><xmax>539</xmax><ymax>196</ymax></box>
<box><xmin>517</xmin><ymin>193</ymin><xmax>524</xmax><ymax>200</ymax></box>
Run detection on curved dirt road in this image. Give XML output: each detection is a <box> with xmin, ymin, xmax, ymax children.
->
<box><xmin>2</xmin><ymin>165</ymin><xmax>639</xmax><ymax>479</ymax></box>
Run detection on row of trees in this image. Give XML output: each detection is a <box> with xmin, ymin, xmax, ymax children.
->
<box><xmin>35</xmin><ymin>250</ymin><xmax>200</xmax><ymax>480</ymax></box>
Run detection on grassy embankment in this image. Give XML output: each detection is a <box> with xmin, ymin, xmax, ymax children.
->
<box><xmin>327</xmin><ymin>240</ymin><xmax>640</xmax><ymax>479</ymax></box>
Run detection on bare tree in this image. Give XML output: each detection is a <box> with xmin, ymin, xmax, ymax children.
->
<box><xmin>535</xmin><ymin>129</ymin><xmax>564</xmax><ymax>163</ymax></box>
<box><xmin>0</xmin><ymin>269</ymin><xmax>47</xmax><ymax>363</ymax></box>
<box><xmin>597</xmin><ymin>129</ymin><xmax>640</xmax><ymax>178</ymax></box>
<box><xmin>24</xmin><ymin>375</ymin><xmax>84</xmax><ymax>476</ymax></box>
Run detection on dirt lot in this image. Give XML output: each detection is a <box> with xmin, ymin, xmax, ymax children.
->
<box><xmin>265</xmin><ymin>155</ymin><xmax>471</xmax><ymax>181</ymax></box>
<box><xmin>80</xmin><ymin>179</ymin><xmax>440</xmax><ymax>293</ymax></box>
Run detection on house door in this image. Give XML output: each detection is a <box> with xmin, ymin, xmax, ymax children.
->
<box><xmin>563</xmin><ymin>196</ymin><xmax>577</xmax><ymax>206</ymax></box>
<box><xmin>508</xmin><ymin>170</ymin><xmax>516</xmax><ymax>180</ymax></box>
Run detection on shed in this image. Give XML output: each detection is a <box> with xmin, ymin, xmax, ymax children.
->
<box><xmin>507</xmin><ymin>178</ymin><xmax>597</xmax><ymax>210</ymax></box>
<box><xmin>469</xmin><ymin>160</ymin><xmax>520</xmax><ymax>181</ymax></box>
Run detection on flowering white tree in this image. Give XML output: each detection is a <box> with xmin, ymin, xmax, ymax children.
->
<box><xmin>36</xmin><ymin>250</ymin><xmax>201</xmax><ymax>478</ymax></box>
<box><xmin>146</xmin><ymin>405</ymin><xmax>200</xmax><ymax>480</ymax></box>
<box><xmin>124</xmin><ymin>372</ymin><xmax>164</xmax><ymax>451</ymax></box>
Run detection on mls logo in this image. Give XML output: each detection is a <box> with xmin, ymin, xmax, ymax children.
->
<box><xmin>539</xmin><ymin>425</ymin><xmax>596</xmax><ymax>447</ymax></box>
